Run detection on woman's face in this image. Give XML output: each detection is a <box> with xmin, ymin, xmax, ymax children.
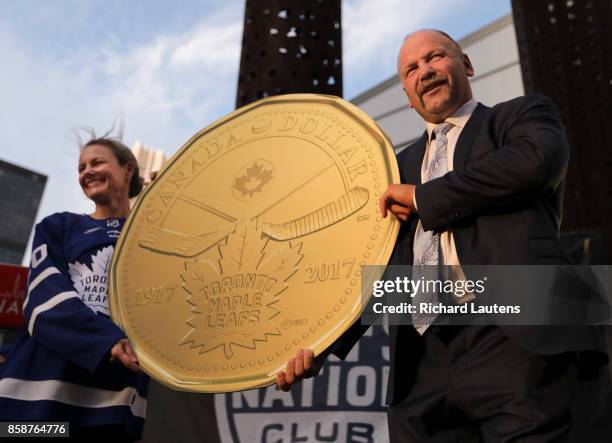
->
<box><xmin>78</xmin><ymin>144</ymin><xmax>132</xmax><ymax>205</ymax></box>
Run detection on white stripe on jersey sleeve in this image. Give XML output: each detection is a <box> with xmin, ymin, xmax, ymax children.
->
<box><xmin>0</xmin><ymin>378</ymin><xmax>147</xmax><ymax>418</ymax></box>
<box><xmin>23</xmin><ymin>266</ymin><xmax>61</xmax><ymax>311</ymax></box>
<box><xmin>27</xmin><ymin>291</ymin><xmax>80</xmax><ymax>336</ymax></box>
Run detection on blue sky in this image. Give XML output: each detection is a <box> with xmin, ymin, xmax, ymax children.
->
<box><xmin>0</xmin><ymin>0</ymin><xmax>511</xmax><ymax>262</ymax></box>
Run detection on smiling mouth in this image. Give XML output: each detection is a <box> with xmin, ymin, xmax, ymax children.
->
<box><xmin>421</xmin><ymin>80</ymin><xmax>447</xmax><ymax>96</ymax></box>
<box><xmin>84</xmin><ymin>178</ymin><xmax>105</xmax><ymax>189</ymax></box>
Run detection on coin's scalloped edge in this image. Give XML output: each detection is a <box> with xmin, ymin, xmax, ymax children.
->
<box><xmin>108</xmin><ymin>93</ymin><xmax>400</xmax><ymax>393</ymax></box>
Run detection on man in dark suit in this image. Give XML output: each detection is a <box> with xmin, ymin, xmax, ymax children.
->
<box><xmin>277</xmin><ymin>29</ymin><xmax>608</xmax><ymax>442</ymax></box>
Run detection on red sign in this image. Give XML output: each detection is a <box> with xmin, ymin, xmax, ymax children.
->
<box><xmin>0</xmin><ymin>263</ymin><xmax>27</xmax><ymax>329</ymax></box>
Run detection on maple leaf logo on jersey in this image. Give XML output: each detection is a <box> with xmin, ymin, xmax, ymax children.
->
<box><xmin>179</xmin><ymin>218</ymin><xmax>303</xmax><ymax>359</ymax></box>
<box><xmin>233</xmin><ymin>161</ymin><xmax>274</xmax><ymax>198</ymax></box>
<box><xmin>68</xmin><ymin>246</ymin><xmax>113</xmax><ymax>316</ymax></box>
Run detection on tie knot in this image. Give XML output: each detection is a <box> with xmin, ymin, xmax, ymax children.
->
<box><xmin>433</xmin><ymin>122</ymin><xmax>452</xmax><ymax>138</ymax></box>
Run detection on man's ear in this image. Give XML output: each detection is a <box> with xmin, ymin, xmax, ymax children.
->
<box><xmin>402</xmin><ymin>87</ymin><xmax>414</xmax><ymax>109</ymax></box>
<box><xmin>463</xmin><ymin>53</ymin><xmax>475</xmax><ymax>77</ymax></box>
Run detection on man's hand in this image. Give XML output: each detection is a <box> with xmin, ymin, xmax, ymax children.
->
<box><xmin>379</xmin><ymin>184</ymin><xmax>417</xmax><ymax>221</ymax></box>
<box><xmin>110</xmin><ymin>338</ymin><xmax>141</xmax><ymax>372</ymax></box>
<box><xmin>276</xmin><ymin>349</ymin><xmax>325</xmax><ymax>392</ymax></box>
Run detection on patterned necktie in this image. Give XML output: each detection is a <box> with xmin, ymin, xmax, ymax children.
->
<box><xmin>412</xmin><ymin>122</ymin><xmax>453</xmax><ymax>334</ymax></box>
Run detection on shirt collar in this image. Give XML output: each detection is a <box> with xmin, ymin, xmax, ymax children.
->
<box><xmin>425</xmin><ymin>98</ymin><xmax>478</xmax><ymax>142</ymax></box>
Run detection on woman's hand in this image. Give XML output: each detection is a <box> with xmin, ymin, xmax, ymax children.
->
<box><xmin>110</xmin><ymin>338</ymin><xmax>140</xmax><ymax>372</ymax></box>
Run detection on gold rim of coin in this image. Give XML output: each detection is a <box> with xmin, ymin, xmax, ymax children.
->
<box><xmin>109</xmin><ymin>93</ymin><xmax>399</xmax><ymax>392</ymax></box>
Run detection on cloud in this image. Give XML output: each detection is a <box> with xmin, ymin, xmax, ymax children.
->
<box><xmin>85</xmin><ymin>14</ymin><xmax>243</xmax><ymax>148</ymax></box>
<box><xmin>344</xmin><ymin>0</ymin><xmax>430</xmax><ymax>63</ymax></box>
<box><xmin>0</xmin><ymin>4</ymin><xmax>244</xmax><ymax>263</ymax></box>
<box><xmin>342</xmin><ymin>0</ymin><xmax>442</xmax><ymax>96</ymax></box>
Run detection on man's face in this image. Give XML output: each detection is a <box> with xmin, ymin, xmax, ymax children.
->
<box><xmin>398</xmin><ymin>31</ymin><xmax>474</xmax><ymax>123</ymax></box>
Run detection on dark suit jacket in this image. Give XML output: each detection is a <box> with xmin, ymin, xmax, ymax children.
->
<box><xmin>332</xmin><ymin>93</ymin><xmax>608</xmax><ymax>404</ymax></box>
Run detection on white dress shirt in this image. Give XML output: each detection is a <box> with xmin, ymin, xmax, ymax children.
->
<box><xmin>413</xmin><ymin>98</ymin><xmax>478</xmax><ymax>267</ymax></box>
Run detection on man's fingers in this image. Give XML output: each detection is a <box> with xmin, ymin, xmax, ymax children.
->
<box><xmin>380</xmin><ymin>186</ymin><xmax>400</xmax><ymax>217</ymax></box>
<box><xmin>380</xmin><ymin>185</ymin><xmax>410</xmax><ymax>218</ymax></box>
<box><xmin>388</xmin><ymin>204</ymin><xmax>411</xmax><ymax>222</ymax></box>
<box><xmin>277</xmin><ymin>349</ymin><xmax>323</xmax><ymax>391</ymax></box>
<box><xmin>276</xmin><ymin>372</ymin><xmax>290</xmax><ymax>392</ymax></box>
<box><xmin>379</xmin><ymin>185</ymin><xmax>398</xmax><ymax>218</ymax></box>
<box><xmin>303</xmin><ymin>349</ymin><xmax>315</xmax><ymax>374</ymax></box>
<box><xmin>379</xmin><ymin>194</ymin><xmax>389</xmax><ymax>218</ymax></box>
<box><xmin>294</xmin><ymin>349</ymin><xmax>305</xmax><ymax>377</ymax></box>
<box><xmin>379</xmin><ymin>184</ymin><xmax>417</xmax><ymax>218</ymax></box>
<box><xmin>285</xmin><ymin>358</ymin><xmax>296</xmax><ymax>385</ymax></box>
<box><xmin>389</xmin><ymin>203</ymin><xmax>410</xmax><ymax>216</ymax></box>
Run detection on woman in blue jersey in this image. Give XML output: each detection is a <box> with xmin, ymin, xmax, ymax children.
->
<box><xmin>0</xmin><ymin>133</ymin><xmax>149</xmax><ymax>441</ymax></box>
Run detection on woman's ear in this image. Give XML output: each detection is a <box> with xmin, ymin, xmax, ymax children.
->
<box><xmin>125</xmin><ymin>163</ymin><xmax>135</xmax><ymax>183</ymax></box>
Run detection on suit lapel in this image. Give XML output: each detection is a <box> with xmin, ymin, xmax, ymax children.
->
<box><xmin>402</xmin><ymin>132</ymin><xmax>427</xmax><ymax>184</ymax></box>
<box><xmin>453</xmin><ymin>103</ymin><xmax>490</xmax><ymax>172</ymax></box>
<box><xmin>392</xmin><ymin>132</ymin><xmax>427</xmax><ymax>266</ymax></box>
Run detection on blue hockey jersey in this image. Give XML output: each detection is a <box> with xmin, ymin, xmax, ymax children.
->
<box><xmin>0</xmin><ymin>212</ymin><xmax>148</xmax><ymax>439</ymax></box>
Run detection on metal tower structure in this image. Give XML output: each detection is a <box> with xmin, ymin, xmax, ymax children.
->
<box><xmin>512</xmin><ymin>0</ymin><xmax>612</xmax><ymax>262</ymax></box>
<box><xmin>236</xmin><ymin>0</ymin><xmax>343</xmax><ymax>107</ymax></box>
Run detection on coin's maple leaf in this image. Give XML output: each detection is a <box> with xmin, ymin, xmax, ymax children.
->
<box><xmin>179</xmin><ymin>218</ymin><xmax>303</xmax><ymax>359</ymax></box>
<box><xmin>233</xmin><ymin>162</ymin><xmax>274</xmax><ymax>197</ymax></box>
<box><xmin>181</xmin><ymin>257</ymin><xmax>218</xmax><ymax>313</ymax></box>
<box><xmin>219</xmin><ymin>218</ymin><xmax>262</xmax><ymax>275</ymax></box>
<box><xmin>258</xmin><ymin>242</ymin><xmax>303</xmax><ymax>290</ymax></box>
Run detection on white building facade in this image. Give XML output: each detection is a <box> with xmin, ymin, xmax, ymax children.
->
<box><xmin>131</xmin><ymin>140</ymin><xmax>167</xmax><ymax>185</ymax></box>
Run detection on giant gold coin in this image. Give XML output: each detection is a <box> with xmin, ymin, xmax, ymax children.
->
<box><xmin>109</xmin><ymin>94</ymin><xmax>399</xmax><ymax>392</ymax></box>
